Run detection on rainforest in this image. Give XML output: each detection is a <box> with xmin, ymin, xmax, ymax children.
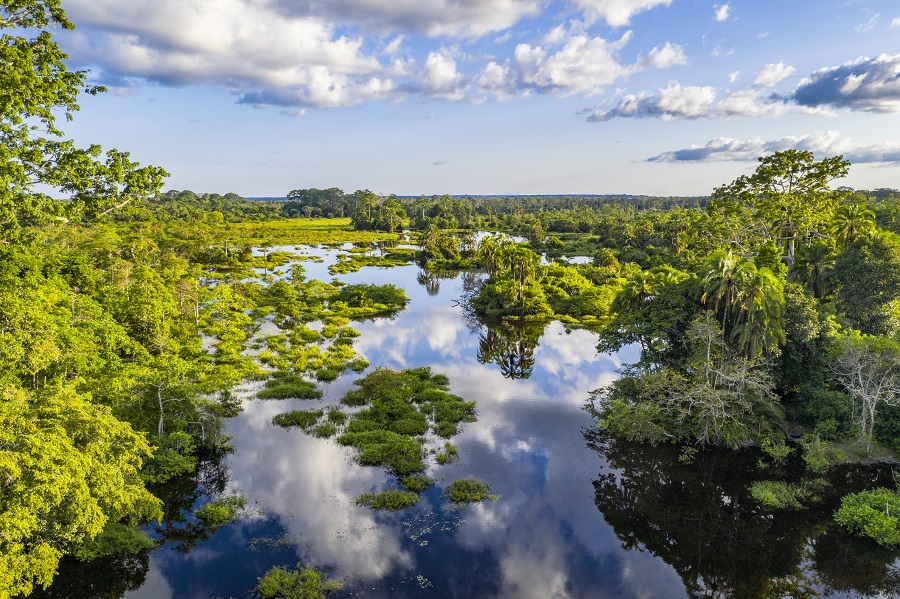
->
<box><xmin>5</xmin><ymin>1</ymin><xmax>900</xmax><ymax>598</ymax></box>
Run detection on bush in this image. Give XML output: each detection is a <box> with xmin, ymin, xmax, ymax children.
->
<box><xmin>272</xmin><ymin>409</ymin><xmax>323</xmax><ymax>430</ymax></box>
<box><xmin>74</xmin><ymin>523</ymin><xmax>155</xmax><ymax>561</ymax></box>
<box><xmin>834</xmin><ymin>488</ymin><xmax>900</xmax><ymax>546</ymax></box>
<box><xmin>256</xmin><ymin>564</ymin><xmax>340</xmax><ymax>599</ymax></box>
<box><xmin>445</xmin><ymin>479</ymin><xmax>497</xmax><ymax>504</ymax></box>
<box><xmin>195</xmin><ymin>495</ymin><xmax>246</xmax><ymax>525</ymax></box>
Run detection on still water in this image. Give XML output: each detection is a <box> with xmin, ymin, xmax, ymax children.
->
<box><xmin>40</xmin><ymin>245</ymin><xmax>900</xmax><ymax>598</ymax></box>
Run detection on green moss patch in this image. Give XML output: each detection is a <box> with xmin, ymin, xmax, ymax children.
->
<box><xmin>445</xmin><ymin>479</ymin><xmax>498</xmax><ymax>504</ymax></box>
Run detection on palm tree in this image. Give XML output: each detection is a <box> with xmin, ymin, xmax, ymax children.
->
<box><xmin>701</xmin><ymin>250</ymin><xmax>744</xmax><ymax>331</ymax></box>
<box><xmin>832</xmin><ymin>203</ymin><xmax>875</xmax><ymax>248</ymax></box>
<box><xmin>732</xmin><ymin>265</ymin><xmax>785</xmax><ymax>358</ymax></box>
<box><xmin>791</xmin><ymin>242</ymin><xmax>835</xmax><ymax>299</ymax></box>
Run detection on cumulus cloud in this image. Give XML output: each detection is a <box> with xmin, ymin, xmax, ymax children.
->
<box><xmin>714</xmin><ymin>3</ymin><xmax>730</xmax><ymax>22</ymax></box>
<box><xmin>789</xmin><ymin>54</ymin><xmax>900</xmax><ymax>113</ymax></box>
<box><xmin>585</xmin><ymin>85</ymin><xmax>798</xmax><ymax>121</ymax></box>
<box><xmin>572</xmin><ymin>0</ymin><xmax>673</xmax><ymax>27</ymax></box>
<box><xmin>647</xmin><ymin>131</ymin><xmax>900</xmax><ymax>163</ymax></box>
<box><xmin>891</xmin><ymin>17</ymin><xmax>900</xmax><ymax>28</ymax></box>
<box><xmin>752</xmin><ymin>62</ymin><xmax>795</xmax><ymax>87</ymax></box>
<box><xmin>58</xmin><ymin>0</ymin><xmax>689</xmax><ymax>109</ymax></box>
<box><xmin>478</xmin><ymin>32</ymin><xmax>685</xmax><ymax>98</ymax></box>
<box><xmin>420</xmin><ymin>51</ymin><xmax>467</xmax><ymax>100</ymax></box>
<box><xmin>269</xmin><ymin>0</ymin><xmax>543</xmax><ymax>38</ymax></box>
<box><xmin>589</xmin><ymin>55</ymin><xmax>900</xmax><ymax>122</ymax></box>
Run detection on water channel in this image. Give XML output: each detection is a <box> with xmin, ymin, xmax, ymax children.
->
<box><xmin>39</xmin><ymin>243</ymin><xmax>900</xmax><ymax>598</ymax></box>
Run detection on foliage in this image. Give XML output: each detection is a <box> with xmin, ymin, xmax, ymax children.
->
<box><xmin>834</xmin><ymin>488</ymin><xmax>900</xmax><ymax>547</ymax></box>
<box><xmin>194</xmin><ymin>495</ymin><xmax>245</xmax><ymax>526</ymax></box>
<box><xmin>0</xmin><ymin>384</ymin><xmax>162</xmax><ymax>597</ymax></box>
<box><xmin>749</xmin><ymin>480</ymin><xmax>820</xmax><ymax>510</ymax></box>
<box><xmin>272</xmin><ymin>409</ymin><xmax>324</xmax><ymax>431</ymax></box>
<box><xmin>72</xmin><ymin>523</ymin><xmax>154</xmax><ymax>561</ymax></box>
<box><xmin>355</xmin><ymin>490</ymin><xmax>420</xmax><ymax>511</ymax></box>
<box><xmin>256</xmin><ymin>564</ymin><xmax>340</xmax><ymax>599</ymax></box>
<box><xmin>444</xmin><ymin>479</ymin><xmax>498</xmax><ymax>503</ymax></box>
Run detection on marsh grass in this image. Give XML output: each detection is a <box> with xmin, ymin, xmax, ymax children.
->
<box><xmin>258</xmin><ymin>373</ymin><xmax>322</xmax><ymax>400</ymax></box>
<box><xmin>445</xmin><ymin>479</ymin><xmax>498</xmax><ymax>504</ymax></box>
<box><xmin>273</xmin><ymin>409</ymin><xmax>324</xmax><ymax>431</ymax></box>
<box><xmin>356</xmin><ymin>490</ymin><xmax>420</xmax><ymax>511</ymax></box>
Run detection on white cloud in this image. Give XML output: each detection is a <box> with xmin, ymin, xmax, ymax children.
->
<box><xmin>587</xmin><ymin>84</ymin><xmax>717</xmax><ymax>121</ymax></box>
<box><xmin>421</xmin><ymin>51</ymin><xmax>467</xmax><ymax>100</ymax></box>
<box><xmin>791</xmin><ymin>54</ymin><xmax>900</xmax><ymax>113</ymax></box>
<box><xmin>637</xmin><ymin>42</ymin><xmax>688</xmax><ymax>69</ymax></box>
<box><xmin>728</xmin><ymin>70</ymin><xmax>740</xmax><ymax>83</ymax></box>
<box><xmin>855</xmin><ymin>13</ymin><xmax>880</xmax><ymax>33</ymax></box>
<box><xmin>647</xmin><ymin>131</ymin><xmax>900</xmax><ymax>163</ymax></box>
<box><xmin>514</xmin><ymin>33</ymin><xmax>634</xmax><ymax>95</ymax></box>
<box><xmin>270</xmin><ymin>0</ymin><xmax>543</xmax><ymax>38</ymax></box>
<box><xmin>890</xmin><ymin>17</ymin><xmax>900</xmax><ymax>28</ymax></box>
<box><xmin>572</xmin><ymin>0</ymin><xmax>673</xmax><ymax>27</ymax></box>
<box><xmin>714</xmin><ymin>3</ymin><xmax>730</xmax><ymax>22</ymax></box>
<box><xmin>752</xmin><ymin>62</ymin><xmax>795</xmax><ymax>87</ymax></box>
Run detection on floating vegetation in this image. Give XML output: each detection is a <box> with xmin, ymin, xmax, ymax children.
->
<box><xmin>399</xmin><ymin>475</ymin><xmax>434</xmax><ymax>493</ymax></box>
<box><xmin>270</xmin><ymin>367</ymin><xmax>486</xmax><ymax>510</ymax></box>
<box><xmin>750</xmin><ymin>479</ymin><xmax>826</xmax><ymax>510</ymax></box>
<box><xmin>355</xmin><ymin>490</ymin><xmax>420</xmax><ymax>511</ymax></box>
<box><xmin>257</xmin><ymin>373</ymin><xmax>322</xmax><ymax>400</ymax></box>
<box><xmin>328</xmin><ymin>249</ymin><xmax>417</xmax><ymax>274</ymax></box>
<box><xmin>436</xmin><ymin>442</ymin><xmax>459</xmax><ymax>465</ymax></box>
<box><xmin>445</xmin><ymin>479</ymin><xmax>498</xmax><ymax>504</ymax></box>
<box><xmin>272</xmin><ymin>409</ymin><xmax>324</xmax><ymax>431</ymax></box>
<box><xmin>256</xmin><ymin>563</ymin><xmax>341</xmax><ymax>599</ymax></box>
<box><xmin>195</xmin><ymin>495</ymin><xmax>246</xmax><ymax>525</ymax></box>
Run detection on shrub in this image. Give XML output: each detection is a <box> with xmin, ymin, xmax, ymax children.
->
<box><xmin>445</xmin><ymin>479</ymin><xmax>497</xmax><ymax>504</ymax></box>
<box><xmin>834</xmin><ymin>488</ymin><xmax>900</xmax><ymax>546</ymax></box>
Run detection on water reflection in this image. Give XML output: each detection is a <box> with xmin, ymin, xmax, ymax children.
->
<box><xmin>42</xmin><ymin>244</ymin><xmax>900</xmax><ymax>598</ymax></box>
<box><xmin>588</xmin><ymin>431</ymin><xmax>900</xmax><ymax>598</ymax></box>
<box><xmin>477</xmin><ymin>321</ymin><xmax>542</xmax><ymax>380</ymax></box>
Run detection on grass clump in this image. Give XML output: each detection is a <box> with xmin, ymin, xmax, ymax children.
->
<box><xmin>258</xmin><ymin>373</ymin><xmax>322</xmax><ymax>400</ymax></box>
<box><xmin>312</xmin><ymin>423</ymin><xmax>337</xmax><ymax>438</ymax></box>
<box><xmin>356</xmin><ymin>490</ymin><xmax>420</xmax><ymax>511</ymax></box>
<box><xmin>256</xmin><ymin>563</ymin><xmax>341</xmax><ymax>599</ymax></box>
<box><xmin>338</xmin><ymin>429</ymin><xmax>425</xmax><ymax>476</ymax></box>
<box><xmin>436</xmin><ymin>442</ymin><xmax>459</xmax><ymax>465</ymax></box>
<box><xmin>273</xmin><ymin>409</ymin><xmax>324</xmax><ymax>431</ymax></box>
<box><xmin>399</xmin><ymin>475</ymin><xmax>433</xmax><ymax>493</ymax></box>
<box><xmin>445</xmin><ymin>479</ymin><xmax>498</xmax><ymax>504</ymax></box>
<box><xmin>195</xmin><ymin>495</ymin><xmax>246</xmax><ymax>525</ymax></box>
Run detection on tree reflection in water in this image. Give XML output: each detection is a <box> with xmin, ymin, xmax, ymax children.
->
<box><xmin>477</xmin><ymin>320</ymin><xmax>543</xmax><ymax>380</ymax></box>
<box><xmin>586</xmin><ymin>430</ymin><xmax>900</xmax><ymax>598</ymax></box>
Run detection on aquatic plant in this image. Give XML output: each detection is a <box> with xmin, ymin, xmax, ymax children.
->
<box><xmin>445</xmin><ymin>479</ymin><xmax>498</xmax><ymax>504</ymax></box>
<box><xmin>356</xmin><ymin>490</ymin><xmax>420</xmax><ymax>511</ymax></box>
<box><xmin>256</xmin><ymin>563</ymin><xmax>341</xmax><ymax>599</ymax></box>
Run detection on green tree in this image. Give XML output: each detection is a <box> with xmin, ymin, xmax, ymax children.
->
<box><xmin>832</xmin><ymin>233</ymin><xmax>900</xmax><ymax>335</ymax></box>
<box><xmin>709</xmin><ymin>150</ymin><xmax>849</xmax><ymax>270</ymax></box>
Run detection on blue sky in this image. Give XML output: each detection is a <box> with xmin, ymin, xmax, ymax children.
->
<box><xmin>54</xmin><ymin>0</ymin><xmax>900</xmax><ymax>197</ymax></box>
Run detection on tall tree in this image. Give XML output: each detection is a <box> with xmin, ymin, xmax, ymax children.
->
<box><xmin>709</xmin><ymin>150</ymin><xmax>849</xmax><ymax>270</ymax></box>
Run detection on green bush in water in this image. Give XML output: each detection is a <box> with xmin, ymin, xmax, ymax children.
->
<box><xmin>399</xmin><ymin>475</ymin><xmax>433</xmax><ymax>493</ymax></box>
<box><xmin>256</xmin><ymin>563</ymin><xmax>340</xmax><ymax>599</ymax></box>
<box><xmin>273</xmin><ymin>409</ymin><xmax>323</xmax><ymax>431</ymax></box>
<box><xmin>195</xmin><ymin>495</ymin><xmax>246</xmax><ymax>525</ymax></box>
<box><xmin>835</xmin><ymin>488</ymin><xmax>900</xmax><ymax>547</ymax></box>
<box><xmin>445</xmin><ymin>479</ymin><xmax>498</xmax><ymax>504</ymax></box>
<box><xmin>356</xmin><ymin>490</ymin><xmax>420</xmax><ymax>511</ymax></box>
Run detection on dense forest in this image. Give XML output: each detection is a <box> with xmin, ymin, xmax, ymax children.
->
<box><xmin>5</xmin><ymin>0</ymin><xmax>900</xmax><ymax>597</ymax></box>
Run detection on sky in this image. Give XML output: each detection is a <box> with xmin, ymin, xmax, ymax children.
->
<box><xmin>52</xmin><ymin>0</ymin><xmax>900</xmax><ymax>197</ymax></box>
